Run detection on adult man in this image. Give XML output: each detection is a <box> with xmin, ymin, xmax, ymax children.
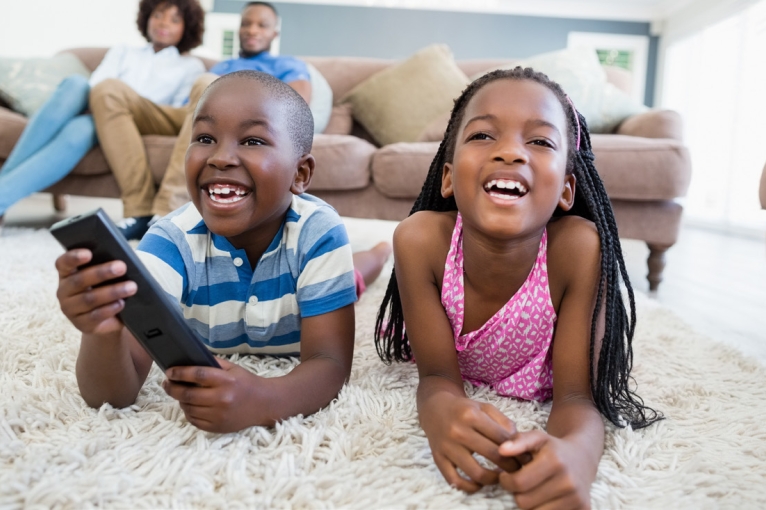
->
<box><xmin>90</xmin><ymin>1</ymin><xmax>313</xmax><ymax>240</ymax></box>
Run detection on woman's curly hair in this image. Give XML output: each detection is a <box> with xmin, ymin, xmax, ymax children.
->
<box><xmin>137</xmin><ymin>0</ymin><xmax>205</xmax><ymax>54</ymax></box>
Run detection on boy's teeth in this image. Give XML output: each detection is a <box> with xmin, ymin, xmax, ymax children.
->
<box><xmin>206</xmin><ymin>183</ymin><xmax>250</xmax><ymax>203</ymax></box>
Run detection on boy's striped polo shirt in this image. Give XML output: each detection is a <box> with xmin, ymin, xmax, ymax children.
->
<box><xmin>135</xmin><ymin>194</ymin><xmax>356</xmax><ymax>356</ymax></box>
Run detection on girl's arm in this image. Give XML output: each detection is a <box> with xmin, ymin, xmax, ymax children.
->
<box><xmin>394</xmin><ymin>212</ymin><xmax>519</xmax><ymax>493</ymax></box>
<box><xmin>498</xmin><ymin>216</ymin><xmax>605</xmax><ymax>509</ymax></box>
<box><xmin>161</xmin><ymin>304</ymin><xmax>355</xmax><ymax>432</ymax></box>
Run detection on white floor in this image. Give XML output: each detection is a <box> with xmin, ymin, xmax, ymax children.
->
<box><xmin>5</xmin><ymin>193</ymin><xmax>766</xmax><ymax>365</ymax></box>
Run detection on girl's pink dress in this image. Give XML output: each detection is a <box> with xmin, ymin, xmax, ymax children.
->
<box><xmin>441</xmin><ymin>213</ymin><xmax>556</xmax><ymax>401</ymax></box>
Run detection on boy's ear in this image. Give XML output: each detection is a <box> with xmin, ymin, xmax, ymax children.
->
<box><xmin>290</xmin><ymin>154</ymin><xmax>315</xmax><ymax>195</ymax></box>
<box><xmin>441</xmin><ymin>162</ymin><xmax>454</xmax><ymax>198</ymax></box>
<box><xmin>558</xmin><ymin>174</ymin><xmax>576</xmax><ymax>211</ymax></box>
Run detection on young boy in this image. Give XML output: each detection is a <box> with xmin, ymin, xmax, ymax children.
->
<box><xmin>55</xmin><ymin>71</ymin><xmax>388</xmax><ymax>433</ymax></box>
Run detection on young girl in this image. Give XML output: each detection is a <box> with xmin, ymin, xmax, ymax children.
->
<box><xmin>374</xmin><ymin>67</ymin><xmax>661</xmax><ymax>508</ymax></box>
<box><xmin>0</xmin><ymin>0</ymin><xmax>205</xmax><ymax>230</ymax></box>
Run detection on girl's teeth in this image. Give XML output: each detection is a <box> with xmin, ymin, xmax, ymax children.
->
<box><xmin>488</xmin><ymin>191</ymin><xmax>520</xmax><ymax>201</ymax></box>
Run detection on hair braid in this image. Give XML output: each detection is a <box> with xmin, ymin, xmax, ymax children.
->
<box><xmin>374</xmin><ymin>67</ymin><xmax>662</xmax><ymax>429</ymax></box>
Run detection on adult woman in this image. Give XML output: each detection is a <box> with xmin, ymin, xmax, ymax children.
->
<box><xmin>0</xmin><ymin>0</ymin><xmax>205</xmax><ymax>227</ymax></box>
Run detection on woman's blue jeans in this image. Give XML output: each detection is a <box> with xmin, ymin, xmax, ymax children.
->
<box><xmin>0</xmin><ymin>75</ymin><xmax>98</xmax><ymax>216</ymax></box>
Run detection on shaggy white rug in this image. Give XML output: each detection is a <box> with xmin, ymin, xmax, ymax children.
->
<box><xmin>1</xmin><ymin>220</ymin><xmax>765</xmax><ymax>509</ymax></box>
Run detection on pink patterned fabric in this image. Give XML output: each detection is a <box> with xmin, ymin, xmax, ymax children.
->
<box><xmin>441</xmin><ymin>213</ymin><xmax>556</xmax><ymax>401</ymax></box>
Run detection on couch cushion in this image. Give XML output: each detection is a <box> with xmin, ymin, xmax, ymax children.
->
<box><xmin>322</xmin><ymin>103</ymin><xmax>354</xmax><ymax>135</ymax></box>
<box><xmin>302</xmin><ymin>57</ymin><xmax>393</xmax><ymax>102</ymax></box>
<box><xmin>616</xmin><ymin>109</ymin><xmax>683</xmax><ymax>141</ymax></box>
<box><xmin>0</xmin><ymin>54</ymin><xmax>91</xmax><ymax>116</ymax></box>
<box><xmin>307</xmin><ymin>63</ymin><xmax>333</xmax><ymax>134</ymax></box>
<box><xmin>341</xmin><ymin>45</ymin><xmax>469</xmax><ymax>146</ymax></box>
<box><xmin>370</xmin><ymin>136</ymin><xmax>691</xmax><ymax>203</ymax></box>
<box><xmin>308</xmin><ymin>134</ymin><xmax>376</xmax><ymax>191</ymax></box>
<box><xmin>67</xmin><ymin>135</ymin><xmax>175</xmax><ymax>182</ymax></box>
<box><xmin>58</xmin><ymin>48</ymin><xmax>109</xmax><ymax>72</ymax></box>
<box><xmin>477</xmin><ymin>47</ymin><xmax>647</xmax><ymax>134</ymax></box>
<box><xmin>371</xmin><ymin>142</ymin><xmax>440</xmax><ymax>199</ymax></box>
<box><xmin>416</xmin><ymin>111</ymin><xmax>450</xmax><ymax>142</ymax></box>
<box><xmin>591</xmin><ymin>135</ymin><xmax>691</xmax><ymax>200</ymax></box>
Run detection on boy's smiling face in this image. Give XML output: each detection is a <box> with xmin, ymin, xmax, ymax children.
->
<box><xmin>186</xmin><ymin>77</ymin><xmax>313</xmax><ymax>249</ymax></box>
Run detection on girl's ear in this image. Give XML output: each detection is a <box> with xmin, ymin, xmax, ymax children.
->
<box><xmin>557</xmin><ymin>174</ymin><xmax>576</xmax><ymax>211</ymax></box>
<box><xmin>441</xmin><ymin>162</ymin><xmax>455</xmax><ymax>198</ymax></box>
<box><xmin>290</xmin><ymin>154</ymin><xmax>315</xmax><ymax>195</ymax></box>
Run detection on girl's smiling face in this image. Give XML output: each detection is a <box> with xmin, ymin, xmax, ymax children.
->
<box><xmin>147</xmin><ymin>3</ymin><xmax>185</xmax><ymax>51</ymax></box>
<box><xmin>442</xmin><ymin>78</ymin><xmax>575</xmax><ymax>239</ymax></box>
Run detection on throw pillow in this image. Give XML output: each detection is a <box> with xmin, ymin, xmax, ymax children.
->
<box><xmin>0</xmin><ymin>53</ymin><xmax>91</xmax><ymax>117</ymax></box>
<box><xmin>341</xmin><ymin>44</ymin><xmax>469</xmax><ymax>146</ymax></box>
<box><xmin>473</xmin><ymin>47</ymin><xmax>647</xmax><ymax>133</ymax></box>
<box><xmin>306</xmin><ymin>62</ymin><xmax>333</xmax><ymax>134</ymax></box>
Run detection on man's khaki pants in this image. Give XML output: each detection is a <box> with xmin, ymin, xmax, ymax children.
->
<box><xmin>89</xmin><ymin>73</ymin><xmax>219</xmax><ymax>218</ymax></box>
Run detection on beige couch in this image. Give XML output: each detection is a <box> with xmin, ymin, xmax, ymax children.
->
<box><xmin>0</xmin><ymin>48</ymin><xmax>691</xmax><ymax>290</ymax></box>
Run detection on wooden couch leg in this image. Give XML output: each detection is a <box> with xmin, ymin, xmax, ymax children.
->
<box><xmin>646</xmin><ymin>243</ymin><xmax>671</xmax><ymax>292</ymax></box>
<box><xmin>52</xmin><ymin>194</ymin><xmax>67</xmax><ymax>212</ymax></box>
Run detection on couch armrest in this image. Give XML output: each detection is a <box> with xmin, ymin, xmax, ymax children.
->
<box><xmin>616</xmin><ymin>109</ymin><xmax>683</xmax><ymax>141</ymax></box>
<box><xmin>0</xmin><ymin>107</ymin><xmax>27</xmax><ymax>160</ymax></box>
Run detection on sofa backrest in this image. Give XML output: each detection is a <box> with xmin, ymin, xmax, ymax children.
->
<box><xmin>59</xmin><ymin>47</ymin><xmax>632</xmax><ymax>106</ymax></box>
<box><xmin>301</xmin><ymin>56</ymin><xmax>518</xmax><ymax>101</ymax></box>
<box><xmin>58</xmin><ymin>47</ymin><xmax>219</xmax><ymax>73</ymax></box>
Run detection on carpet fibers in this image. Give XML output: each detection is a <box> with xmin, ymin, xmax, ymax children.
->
<box><xmin>1</xmin><ymin>225</ymin><xmax>765</xmax><ymax>509</ymax></box>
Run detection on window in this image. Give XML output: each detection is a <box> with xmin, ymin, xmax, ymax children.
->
<box><xmin>662</xmin><ymin>0</ymin><xmax>766</xmax><ymax>233</ymax></box>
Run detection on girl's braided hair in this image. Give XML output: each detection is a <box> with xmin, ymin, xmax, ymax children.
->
<box><xmin>374</xmin><ymin>66</ymin><xmax>661</xmax><ymax>429</ymax></box>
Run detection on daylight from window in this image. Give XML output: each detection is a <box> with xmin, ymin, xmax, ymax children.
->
<box><xmin>662</xmin><ymin>0</ymin><xmax>766</xmax><ymax>233</ymax></box>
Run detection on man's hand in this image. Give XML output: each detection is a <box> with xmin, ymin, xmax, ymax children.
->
<box><xmin>162</xmin><ymin>358</ymin><xmax>266</xmax><ymax>433</ymax></box>
<box><xmin>56</xmin><ymin>249</ymin><xmax>137</xmax><ymax>336</ymax></box>
<box><xmin>498</xmin><ymin>431</ymin><xmax>593</xmax><ymax>509</ymax></box>
<box><xmin>421</xmin><ymin>392</ymin><xmax>521</xmax><ymax>493</ymax></box>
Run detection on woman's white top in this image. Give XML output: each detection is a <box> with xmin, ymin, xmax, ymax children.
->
<box><xmin>89</xmin><ymin>44</ymin><xmax>205</xmax><ymax>107</ymax></box>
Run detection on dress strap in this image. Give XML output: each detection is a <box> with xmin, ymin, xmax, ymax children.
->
<box><xmin>441</xmin><ymin>213</ymin><xmax>466</xmax><ymax>341</ymax></box>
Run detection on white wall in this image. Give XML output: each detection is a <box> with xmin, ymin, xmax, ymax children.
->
<box><xmin>0</xmin><ymin>0</ymin><xmax>156</xmax><ymax>59</ymax></box>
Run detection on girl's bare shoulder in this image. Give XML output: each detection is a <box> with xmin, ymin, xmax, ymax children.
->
<box><xmin>393</xmin><ymin>211</ymin><xmax>457</xmax><ymax>274</ymax></box>
<box><xmin>546</xmin><ymin>215</ymin><xmax>601</xmax><ymax>275</ymax></box>
<box><xmin>394</xmin><ymin>210</ymin><xmax>457</xmax><ymax>249</ymax></box>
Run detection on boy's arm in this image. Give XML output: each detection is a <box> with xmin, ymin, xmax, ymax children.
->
<box><xmin>56</xmin><ymin>249</ymin><xmax>153</xmax><ymax>409</ymax></box>
<box><xmin>498</xmin><ymin>217</ymin><xmax>605</xmax><ymax>509</ymax></box>
<box><xmin>261</xmin><ymin>303</ymin><xmax>355</xmax><ymax>421</ymax></box>
<box><xmin>162</xmin><ymin>304</ymin><xmax>354</xmax><ymax>432</ymax></box>
<box><xmin>394</xmin><ymin>213</ymin><xmax>518</xmax><ymax>493</ymax></box>
<box><xmin>77</xmin><ymin>328</ymin><xmax>154</xmax><ymax>409</ymax></box>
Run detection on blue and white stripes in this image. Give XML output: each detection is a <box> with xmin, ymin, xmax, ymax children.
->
<box><xmin>136</xmin><ymin>194</ymin><xmax>356</xmax><ymax>355</ymax></box>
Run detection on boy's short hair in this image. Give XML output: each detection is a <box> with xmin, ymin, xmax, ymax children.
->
<box><xmin>206</xmin><ymin>70</ymin><xmax>314</xmax><ymax>156</ymax></box>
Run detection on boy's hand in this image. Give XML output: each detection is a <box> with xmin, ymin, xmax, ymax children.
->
<box><xmin>421</xmin><ymin>392</ymin><xmax>521</xmax><ymax>493</ymax></box>
<box><xmin>55</xmin><ymin>249</ymin><xmax>137</xmax><ymax>336</ymax></box>
<box><xmin>162</xmin><ymin>358</ymin><xmax>265</xmax><ymax>433</ymax></box>
<box><xmin>498</xmin><ymin>431</ymin><xmax>592</xmax><ymax>509</ymax></box>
